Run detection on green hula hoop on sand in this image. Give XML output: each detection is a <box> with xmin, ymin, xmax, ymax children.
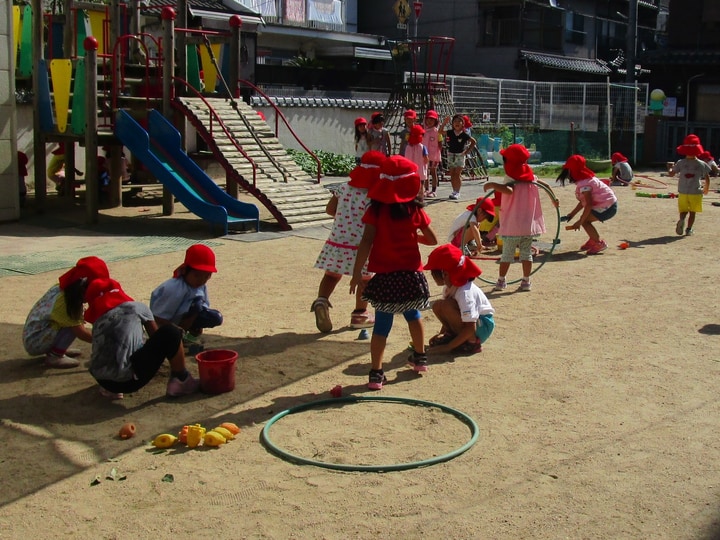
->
<box><xmin>466</xmin><ymin>182</ymin><xmax>561</xmax><ymax>285</ymax></box>
<box><xmin>261</xmin><ymin>396</ymin><xmax>479</xmax><ymax>472</ymax></box>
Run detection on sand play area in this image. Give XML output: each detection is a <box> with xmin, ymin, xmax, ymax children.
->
<box><xmin>1</xmin><ymin>171</ymin><xmax>720</xmax><ymax>539</ymax></box>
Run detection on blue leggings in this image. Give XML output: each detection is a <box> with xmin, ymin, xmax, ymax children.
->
<box><xmin>373</xmin><ymin>309</ymin><xmax>421</xmax><ymax>338</ymax></box>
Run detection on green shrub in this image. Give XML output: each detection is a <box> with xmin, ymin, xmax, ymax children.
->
<box><xmin>288</xmin><ymin>149</ymin><xmax>355</xmax><ymax>177</ymax></box>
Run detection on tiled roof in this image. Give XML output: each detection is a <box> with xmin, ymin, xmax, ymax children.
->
<box><xmin>520</xmin><ymin>50</ymin><xmax>611</xmax><ymax>75</ymax></box>
<box><xmin>641</xmin><ymin>49</ymin><xmax>720</xmax><ymax>66</ymax></box>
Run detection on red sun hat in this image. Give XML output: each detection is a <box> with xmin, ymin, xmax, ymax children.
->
<box><xmin>466</xmin><ymin>196</ymin><xmax>496</xmax><ymax>219</ymax></box>
<box><xmin>424</xmin><ymin>244</ymin><xmax>482</xmax><ymax>287</ymax></box>
<box><xmin>58</xmin><ymin>256</ymin><xmax>110</xmax><ymax>290</ymax></box>
<box><xmin>354</xmin><ymin>117</ymin><xmax>368</xmax><ymax>127</ymax></box>
<box><xmin>462</xmin><ymin>115</ymin><xmax>473</xmax><ymax>129</ymax></box>
<box><xmin>403</xmin><ymin>109</ymin><xmax>417</xmax><ymax>119</ymax></box>
<box><xmin>700</xmin><ymin>150</ymin><xmax>714</xmax><ymax>161</ymax></box>
<box><xmin>677</xmin><ymin>134</ymin><xmax>704</xmax><ymax>156</ymax></box>
<box><xmin>408</xmin><ymin>124</ymin><xmax>425</xmax><ymax>145</ymax></box>
<box><xmin>371</xmin><ymin>112</ymin><xmax>385</xmax><ymax>124</ymax></box>
<box><xmin>562</xmin><ymin>154</ymin><xmax>596</xmax><ymax>181</ymax></box>
<box><xmin>368</xmin><ymin>155</ymin><xmax>420</xmax><ymax>204</ymax></box>
<box><xmin>500</xmin><ymin>143</ymin><xmax>535</xmax><ymax>182</ymax></box>
<box><xmin>183</xmin><ymin>244</ymin><xmax>217</xmax><ymax>273</ymax></box>
<box><xmin>611</xmin><ymin>152</ymin><xmax>628</xmax><ymax>164</ymax></box>
<box><xmin>348</xmin><ymin>151</ymin><xmax>385</xmax><ymax>189</ymax></box>
<box><xmin>425</xmin><ymin>110</ymin><xmax>439</xmax><ymax>120</ymax></box>
<box><xmin>84</xmin><ymin>278</ymin><xmax>134</xmax><ymax>324</ymax></box>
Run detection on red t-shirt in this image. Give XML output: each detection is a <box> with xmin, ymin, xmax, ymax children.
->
<box><xmin>363</xmin><ymin>205</ymin><xmax>431</xmax><ymax>273</ymax></box>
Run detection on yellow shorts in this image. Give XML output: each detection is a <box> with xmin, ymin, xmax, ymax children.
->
<box><xmin>678</xmin><ymin>193</ymin><xmax>703</xmax><ymax>213</ymax></box>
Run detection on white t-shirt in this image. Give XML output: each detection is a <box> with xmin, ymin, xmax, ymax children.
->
<box><xmin>444</xmin><ymin>281</ymin><xmax>494</xmax><ymax>322</ymax></box>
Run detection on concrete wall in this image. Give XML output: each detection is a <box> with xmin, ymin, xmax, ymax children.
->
<box><xmin>0</xmin><ymin>2</ymin><xmax>18</xmax><ymax>222</ymax></box>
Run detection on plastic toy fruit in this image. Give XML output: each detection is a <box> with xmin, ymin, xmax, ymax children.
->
<box><xmin>204</xmin><ymin>431</ymin><xmax>226</xmax><ymax>447</ymax></box>
<box><xmin>212</xmin><ymin>426</ymin><xmax>234</xmax><ymax>440</ymax></box>
<box><xmin>618</xmin><ymin>242</ymin><xmax>629</xmax><ymax>250</ymax></box>
<box><xmin>330</xmin><ymin>385</ymin><xmax>343</xmax><ymax>398</ymax></box>
<box><xmin>178</xmin><ymin>425</ymin><xmax>189</xmax><ymax>444</ymax></box>
<box><xmin>152</xmin><ymin>433</ymin><xmax>178</xmax><ymax>449</ymax></box>
<box><xmin>119</xmin><ymin>422</ymin><xmax>136</xmax><ymax>439</ymax></box>
<box><xmin>186</xmin><ymin>424</ymin><xmax>206</xmax><ymax>448</ymax></box>
<box><xmin>220</xmin><ymin>422</ymin><xmax>240</xmax><ymax>435</ymax></box>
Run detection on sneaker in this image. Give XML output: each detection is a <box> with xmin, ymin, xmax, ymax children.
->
<box><xmin>520</xmin><ymin>279</ymin><xmax>532</xmax><ymax>292</ymax></box>
<box><xmin>65</xmin><ymin>348</ymin><xmax>83</xmax><ymax>358</ymax></box>
<box><xmin>183</xmin><ymin>332</ymin><xmax>202</xmax><ymax>346</ymax></box>
<box><xmin>586</xmin><ymin>239</ymin><xmax>608</xmax><ymax>255</ymax></box>
<box><xmin>686</xmin><ymin>228</ymin><xmax>694</xmax><ymax>236</ymax></box>
<box><xmin>350</xmin><ymin>310</ymin><xmax>375</xmax><ymax>329</ymax></box>
<box><xmin>676</xmin><ymin>219</ymin><xmax>685</xmax><ymax>235</ymax></box>
<box><xmin>580</xmin><ymin>239</ymin><xmax>594</xmax><ymax>251</ymax></box>
<box><xmin>368</xmin><ymin>369</ymin><xmax>387</xmax><ymax>390</ymax></box>
<box><xmin>99</xmin><ymin>387</ymin><xmax>124</xmax><ymax>400</ymax></box>
<box><xmin>407</xmin><ymin>352</ymin><xmax>429</xmax><ymax>373</ymax></box>
<box><xmin>311</xmin><ymin>297</ymin><xmax>332</xmax><ymax>333</ymax></box>
<box><xmin>493</xmin><ymin>279</ymin><xmax>507</xmax><ymax>291</ymax></box>
<box><xmin>426</xmin><ymin>191</ymin><xmax>437</xmax><ymax>198</ymax></box>
<box><xmin>44</xmin><ymin>353</ymin><xmax>80</xmax><ymax>369</ymax></box>
<box><xmin>449</xmin><ymin>191</ymin><xmax>459</xmax><ymax>200</ymax></box>
<box><xmin>453</xmin><ymin>340</ymin><xmax>483</xmax><ymax>355</ymax></box>
<box><xmin>166</xmin><ymin>374</ymin><xmax>200</xmax><ymax>397</ymax></box>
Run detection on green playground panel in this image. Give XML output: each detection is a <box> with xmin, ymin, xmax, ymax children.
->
<box><xmin>187</xmin><ymin>45</ymin><xmax>202</xmax><ymax>92</ymax></box>
<box><xmin>71</xmin><ymin>59</ymin><xmax>87</xmax><ymax>135</ymax></box>
<box><xmin>18</xmin><ymin>5</ymin><xmax>33</xmax><ymax>77</ymax></box>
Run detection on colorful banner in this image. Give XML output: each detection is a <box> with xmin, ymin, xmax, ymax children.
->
<box><xmin>308</xmin><ymin>0</ymin><xmax>342</xmax><ymax>24</ymax></box>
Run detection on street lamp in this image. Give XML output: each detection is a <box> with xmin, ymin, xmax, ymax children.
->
<box><xmin>685</xmin><ymin>73</ymin><xmax>705</xmax><ymax>134</ymax></box>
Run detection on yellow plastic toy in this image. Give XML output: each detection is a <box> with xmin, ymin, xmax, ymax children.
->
<box><xmin>152</xmin><ymin>433</ymin><xmax>178</xmax><ymax>449</ymax></box>
<box><xmin>204</xmin><ymin>431</ymin><xmax>226</xmax><ymax>447</ymax></box>
<box><xmin>212</xmin><ymin>426</ymin><xmax>234</xmax><ymax>441</ymax></box>
<box><xmin>186</xmin><ymin>424</ymin><xmax>206</xmax><ymax>448</ymax></box>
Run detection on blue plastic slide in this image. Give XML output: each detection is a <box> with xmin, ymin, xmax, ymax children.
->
<box><xmin>115</xmin><ymin>109</ymin><xmax>259</xmax><ymax>235</ymax></box>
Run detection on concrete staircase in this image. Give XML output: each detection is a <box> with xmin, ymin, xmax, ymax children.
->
<box><xmin>175</xmin><ymin>97</ymin><xmax>333</xmax><ymax>230</ymax></box>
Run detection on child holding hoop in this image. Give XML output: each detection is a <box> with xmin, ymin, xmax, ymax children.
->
<box><xmin>559</xmin><ymin>154</ymin><xmax>618</xmax><ymax>253</ymax></box>
<box><xmin>483</xmin><ymin>144</ymin><xmax>558</xmax><ymax>292</ymax></box>
<box><xmin>350</xmin><ymin>155</ymin><xmax>438</xmax><ymax>390</ymax></box>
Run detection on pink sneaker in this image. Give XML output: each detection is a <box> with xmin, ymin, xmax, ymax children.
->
<box><xmin>580</xmin><ymin>239</ymin><xmax>593</xmax><ymax>251</ymax></box>
<box><xmin>166</xmin><ymin>374</ymin><xmax>200</xmax><ymax>397</ymax></box>
<box><xmin>586</xmin><ymin>239</ymin><xmax>608</xmax><ymax>255</ymax></box>
<box><xmin>350</xmin><ymin>310</ymin><xmax>375</xmax><ymax>329</ymax></box>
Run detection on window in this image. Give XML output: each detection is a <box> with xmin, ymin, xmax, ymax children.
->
<box><xmin>565</xmin><ymin>12</ymin><xmax>586</xmax><ymax>46</ymax></box>
<box><xmin>479</xmin><ymin>5</ymin><xmax>521</xmax><ymax>47</ymax></box>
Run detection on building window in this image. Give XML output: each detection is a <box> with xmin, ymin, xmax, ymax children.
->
<box><xmin>565</xmin><ymin>12</ymin><xmax>586</xmax><ymax>46</ymax></box>
<box><xmin>523</xmin><ymin>5</ymin><xmax>562</xmax><ymax>51</ymax></box>
<box><xmin>479</xmin><ymin>5</ymin><xmax>521</xmax><ymax>47</ymax></box>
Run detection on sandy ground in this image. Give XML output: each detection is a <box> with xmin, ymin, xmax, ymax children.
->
<box><xmin>1</xmin><ymin>171</ymin><xmax>720</xmax><ymax>539</ymax></box>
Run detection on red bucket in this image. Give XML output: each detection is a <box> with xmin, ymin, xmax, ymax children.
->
<box><xmin>195</xmin><ymin>349</ymin><xmax>238</xmax><ymax>394</ymax></box>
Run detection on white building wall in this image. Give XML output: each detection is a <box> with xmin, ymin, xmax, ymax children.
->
<box><xmin>0</xmin><ymin>1</ymin><xmax>19</xmax><ymax>222</ymax></box>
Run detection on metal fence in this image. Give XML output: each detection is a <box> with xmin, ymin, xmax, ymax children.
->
<box><xmin>427</xmin><ymin>74</ymin><xmax>649</xmax><ymax>163</ymax></box>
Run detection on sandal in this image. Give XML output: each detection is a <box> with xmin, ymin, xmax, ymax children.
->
<box><xmin>453</xmin><ymin>340</ymin><xmax>482</xmax><ymax>355</ymax></box>
<box><xmin>310</xmin><ymin>297</ymin><xmax>333</xmax><ymax>333</ymax></box>
<box><xmin>428</xmin><ymin>333</ymin><xmax>456</xmax><ymax>347</ymax></box>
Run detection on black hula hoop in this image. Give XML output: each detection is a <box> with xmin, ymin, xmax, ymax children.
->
<box><xmin>260</xmin><ymin>396</ymin><xmax>479</xmax><ymax>472</ymax></box>
<box><xmin>463</xmin><ymin>183</ymin><xmax>561</xmax><ymax>285</ymax></box>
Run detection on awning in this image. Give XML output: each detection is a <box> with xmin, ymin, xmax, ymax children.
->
<box><xmin>188</xmin><ymin>7</ymin><xmax>263</xmax><ymax>26</ymax></box>
<box><xmin>319</xmin><ymin>46</ymin><xmax>391</xmax><ymax>61</ymax></box>
<box><xmin>520</xmin><ymin>50</ymin><xmax>611</xmax><ymax>75</ymax></box>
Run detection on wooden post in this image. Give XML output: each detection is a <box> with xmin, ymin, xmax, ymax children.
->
<box><xmin>161</xmin><ymin>7</ymin><xmax>176</xmax><ymax>216</ymax></box>
<box><xmin>84</xmin><ymin>37</ymin><xmax>99</xmax><ymax>224</ymax></box>
<box><xmin>31</xmin><ymin>0</ymin><xmax>46</xmax><ymax>211</ymax></box>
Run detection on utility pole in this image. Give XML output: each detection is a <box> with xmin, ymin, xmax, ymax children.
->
<box><xmin>626</xmin><ymin>0</ymin><xmax>638</xmax><ymax>83</ymax></box>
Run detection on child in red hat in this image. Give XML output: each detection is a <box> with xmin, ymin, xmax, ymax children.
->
<box><xmin>350</xmin><ymin>155</ymin><xmax>438</xmax><ymax>389</ymax></box>
<box><xmin>668</xmin><ymin>135</ymin><xmax>711</xmax><ymax>235</ymax></box>
<box><xmin>403</xmin><ymin>124</ymin><xmax>429</xmax><ymax>198</ymax></box>
<box><xmin>368</xmin><ymin>112</ymin><xmax>392</xmax><ymax>157</ymax></box>
<box><xmin>484</xmin><ymin>144</ymin><xmax>558</xmax><ymax>290</ymax></box>
<box><xmin>423</xmin><ymin>110</ymin><xmax>442</xmax><ymax>197</ymax></box>
<box><xmin>353</xmin><ymin>117</ymin><xmax>369</xmax><ymax>164</ymax></box>
<box><xmin>447</xmin><ymin>196</ymin><xmax>496</xmax><ymax>255</ymax></box>
<box><xmin>397</xmin><ymin>109</ymin><xmax>418</xmax><ymax>156</ymax></box>
<box><xmin>699</xmin><ymin>150</ymin><xmax>720</xmax><ymax>177</ymax></box>
<box><xmin>423</xmin><ymin>244</ymin><xmax>495</xmax><ymax>355</ymax></box>
<box><xmin>85</xmin><ymin>278</ymin><xmax>199</xmax><ymax>399</ymax></box>
<box><xmin>311</xmin><ymin>151</ymin><xmax>384</xmax><ymax>333</ymax></box>
<box><xmin>150</xmin><ymin>244</ymin><xmax>223</xmax><ymax>348</ymax></box>
<box><xmin>440</xmin><ymin>114</ymin><xmax>477</xmax><ymax>200</ymax></box>
<box><xmin>610</xmin><ymin>152</ymin><xmax>634</xmax><ymax>186</ymax></box>
<box><xmin>23</xmin><ymin>256</ymin><xmax>110</xmax><ymax>368</ymax></box>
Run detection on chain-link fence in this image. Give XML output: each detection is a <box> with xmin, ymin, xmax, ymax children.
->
<box><xmin>425</xmin><ymin>74</ymin><xmax>648</xmax><ymax>163</ymax></box>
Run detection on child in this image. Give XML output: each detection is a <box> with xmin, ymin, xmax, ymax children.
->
<box><xmin>441</xmin><ymin>114</ymin><xmax>477</xmax><ymax>200</ymax></box>
<box><xmin>483</xmin><ymin>144</ymin><xmax>558</xmax><ymax>291</ymax></box>
<box><xmin>353</xmin><ymin>117</ymin><xmax>369</xmax><ymax>164</ymax></box>
<box><xmin>397</xmin><ymin>109</ymin><xmax>417</xmax><ymax>156</ymax></box>
<box><xmin>447</xmin><ymin>196</ymin><xmax>496</xmax><ymax>255</ymax></box>
<box><xmin>47</xmin><ymin>143</ymin><xmax>66</xmax><ymax>193</ymax></box>
<box><xmin>17</xmin><ymin>150</ymin><xmax>28</xmax><ymax>207</ymax></box>
<box><xmin>610</xmin><ymin>152</ymin><xmax>634</xmax><ymax>186</ymax></box>
<box><xmin>22</xmin><ymin>256</ymin><xmax>110</xmax><ymax>368</ymax></box>
<box><xmin>560</xmin><ymin>154</ymin><xmax>618</xmax><ymax>253</ymax></box>
<box><xmin>699</xmin><ymin>150</ymin><xmax>719</xmax><ymax>177</ymax></box>
<box><xmin>462</xmin><ymin>115</ymin><xmax>473</xmax><ymax>137</ymax></box>
<box><xmin>85</xmin><ymin>278</ymin><xmax>199</xmax><ymax>399</ymax></box>
<box><xmin>311</xmin><ymin>151</ymin><xmax>384</xmax><ymax>332</ymax></box>
<box><xmin>422</xmin><ymin>110</ymin><xmax>442</xmax><ymax>197</ymax></box>
<box><xmin>367</xmin><ymin>112</ymin><xmax>392</xmax><ymax>157</ymax></box>
<box><xmin>423</xmin><ymin>244</ymin><xmax>495</xmax><ymax>355</ymax></box>
<box><xmin>668</xmin><ymin>135</ymin><xmax>711</xmax><ymax>236</ymax></box>
<box><xmin>403</xmin><ymin>124</ymin><xmax>429</xmax><ymax>198</ymax></box>
<box><xmin>350</xmin><ymin>155</ymin><xmax>438</xmax><ymax>390</ymax></box>
<box><xmin>150</xmin><ymin>244</ymin><xmax>223</xmax><ymax>345</ymax></box>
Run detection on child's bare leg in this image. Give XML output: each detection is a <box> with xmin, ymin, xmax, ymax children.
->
<box><xmin>581</xmin><ymin>222</ymin><xmax>600</xmax><ymax>241</ymax></box>
<box><xmin>407</xmin><ymin>318</ymin><xmax>425</xmax><ymax>354</ymax></box>
<box><xmin>355</xmin><ymin>277</ymin><xmax>371</xmax><ymax>311</ymax></box>
<box><xmin>450</xmin><ymin>167</ymin><xmax>462</xmax><ymax>193</ymax></box>
<box><xmin>687</xmin><ymin>211</ymin><xmax>696</xmax><ymax>229</ymax></box>
<box><xmin>318</xmin><ymin>272</ymin><xmax>341</xmax><ymax>299</ymax></box>
<box><xmin>521</xmin><ymin>259</ymin><xmax>533</xmax><ymax>278</ymax></box>
<box><xmin>432</xmin><ymin>299</ymin><xmax>461</xmax><ymax>336</ymax></box>
<box><xmin>498</xmin><ymin>261</ymin><xmax>511</xmax><ymax>279</ymax></box>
